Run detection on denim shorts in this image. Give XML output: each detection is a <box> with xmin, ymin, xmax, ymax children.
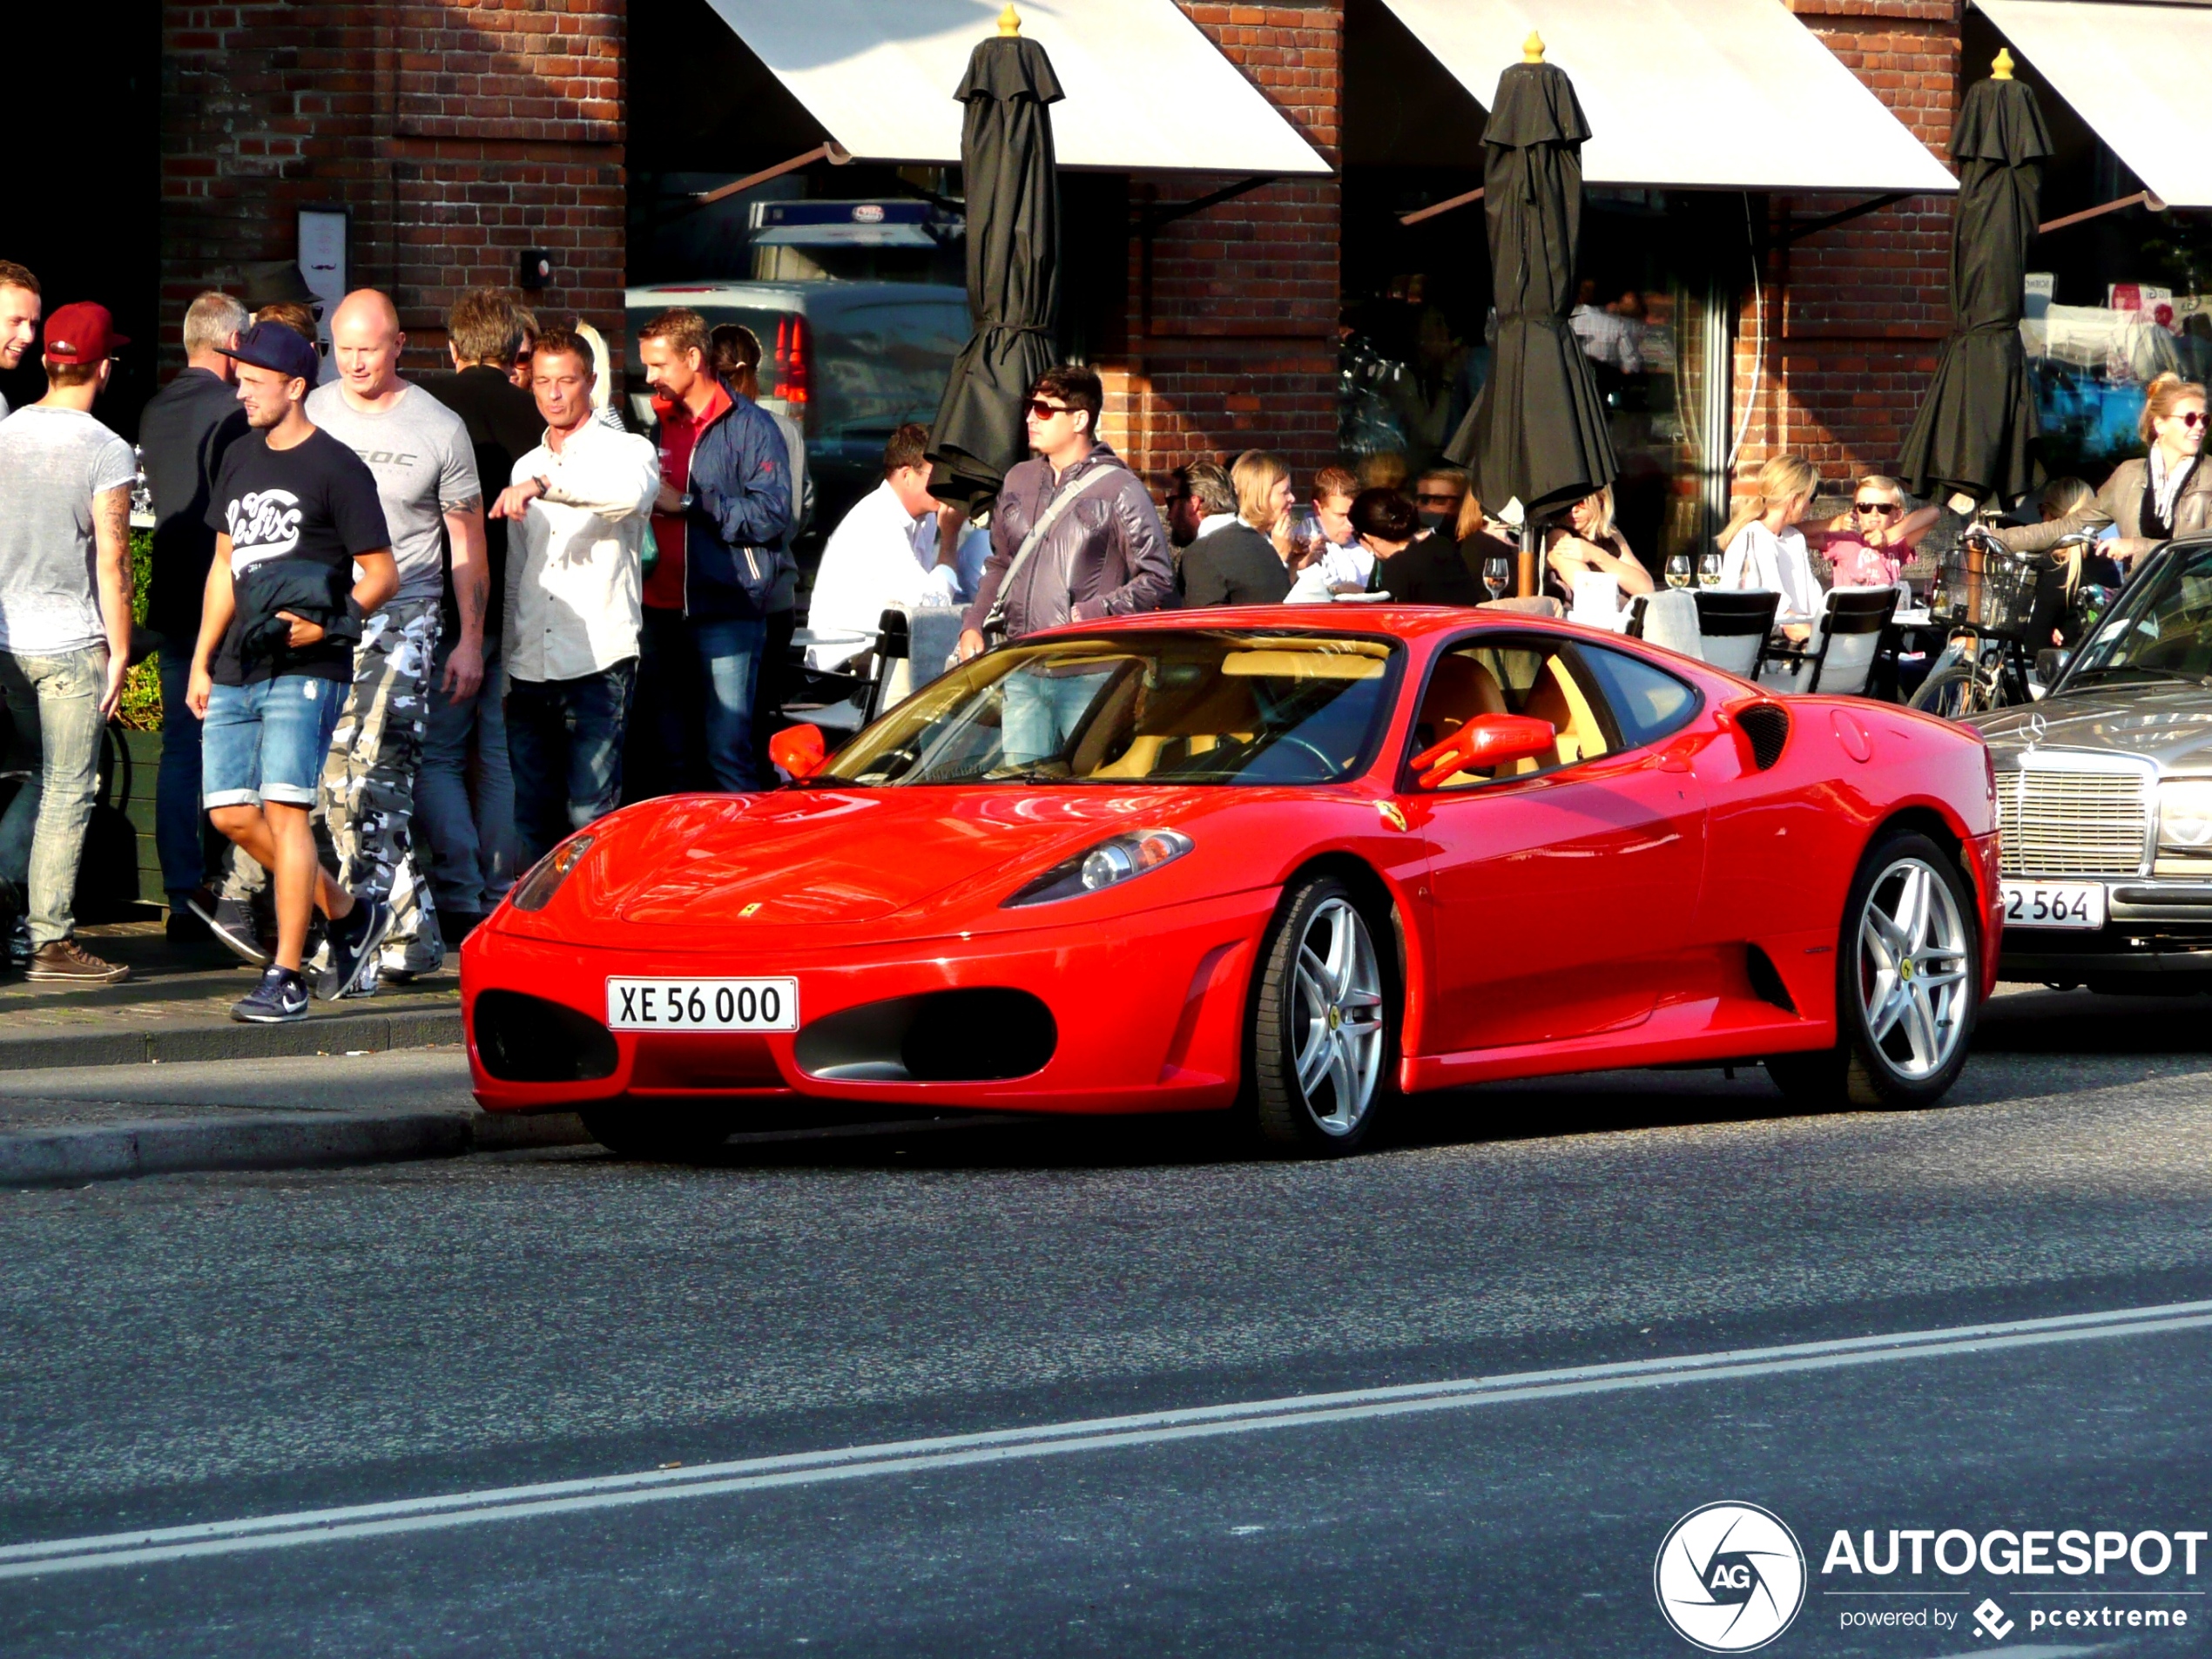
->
<box><xmin>201</xmin><ymin>675</ymin><xmax>345</xmax><ymax>809</ymax></box>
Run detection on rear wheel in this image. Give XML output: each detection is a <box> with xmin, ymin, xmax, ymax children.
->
<box><xmin>1908</xmin><ymin>664</ymin><xmax>1983</xmax><ymax>720</ymax></box>
<box><xmin>1768</xmin><ymin>830</ymin><xmax>1979</xmax><ymax>1110</ymax></box>
<box><xmin>1247</xmin><ymin>876</ymin><xmax>1398</xmax><ymax>1157</ymax></box>
<box><xmin>578</xmin><ymin>1107</ymin><xmax>738</xmax><ymax>1161</ymax></box>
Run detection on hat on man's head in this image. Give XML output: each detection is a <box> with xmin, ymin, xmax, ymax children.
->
<box><xmin>239</xmin><ymin>260</ymin><xmax>320</xmax><ymax>310</ymax></box>
<box><xmin>43</xmin><ymin>302</ymin><xmax>130</xmax><ymax>364</ymax></box>
<box><xmin>219</xmin><ymin>320</ymin><xmax>321</xmax><ymax>387</ymax></box>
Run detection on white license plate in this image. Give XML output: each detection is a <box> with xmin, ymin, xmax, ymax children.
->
<box><xmin>2000</xmin><ymin>881</ymin><xmax>2107</xmax><ymax>931</ymax></box>
<box><xmin>605</xmin><ymin>977</ymin><xmax>798</xmax><ymax>1032</ymax></box>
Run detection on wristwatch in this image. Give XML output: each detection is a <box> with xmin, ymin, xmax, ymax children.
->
<box><xmin>676</xmin><ymin>490</ymin><xmax>696</xmax><ymax>514</ymax></box>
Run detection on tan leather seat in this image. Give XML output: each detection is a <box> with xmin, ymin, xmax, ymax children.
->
<box><xmin>1517</xmin><ymin>658</ymin><xmax>1608</xmax><ymax>772</ymax></box>
<box><xmin>1412</xmin><ymin>655</ymin><xmax>1512</xmax><ymax>786</ymax></box>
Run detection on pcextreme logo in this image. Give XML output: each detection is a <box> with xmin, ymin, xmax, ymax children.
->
<box><xmin>1655</xmin><ymin>1502</ymin><xmax>1809</xmax><ymax>1652</ymax></box>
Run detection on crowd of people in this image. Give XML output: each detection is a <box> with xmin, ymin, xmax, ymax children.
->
<box><xmin>0</xmin><ymin>250</ymin><xmax>2195</xmax><ymax>1012</ymax></box>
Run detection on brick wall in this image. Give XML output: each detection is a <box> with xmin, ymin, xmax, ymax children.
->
<box><xmin>1100</xmin><ymin>2</ymin><xmax>1343</xmax><ymax>489</ymax></box>
<box><xmin>1730</xmin><ymin>0</ymin><xmax>1961</xmax><ymax>492</ymax></box>
<box><xmin>160</xmin><ymin>1</ymin><xmax>627</xmax><ymax>375</ymax></box>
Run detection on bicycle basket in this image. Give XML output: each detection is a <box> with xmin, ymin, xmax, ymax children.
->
<box><xmin>1928</xmin><ymin>536</ymin><xmax>2040</xmax><ymax>635</ymax></box>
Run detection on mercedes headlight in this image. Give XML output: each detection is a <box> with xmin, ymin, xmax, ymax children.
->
<box><xmin>1004</xmin><ymin>829</ymin><xmax>1194</xmax><ymax>908</ymax></box>
<box><xmin>510</xmin><ymin>834</ymin><xmax>595</xmax><ymax>911</ymax></box>
<box><xmin>2157</xmin><ymin>781</ymin><xmax>2212</xmax><ymax>851</ymax></box>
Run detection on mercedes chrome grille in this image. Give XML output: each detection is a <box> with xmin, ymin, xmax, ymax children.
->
<box><xmin>1997</xmin><ymin>764</ymin><xmax>2152</xmax><ymax>877</ymax></box>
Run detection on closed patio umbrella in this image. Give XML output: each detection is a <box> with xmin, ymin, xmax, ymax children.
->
<box><xmin>1898</xmin><ymin>53</ymin><xmax>2051</xmax><ymax>508</ymax></box>
<box><xmin>926</xmin><ymin>9</ymin><xmax>1062</xmax><ymax>510</ymax></box>
<box><xmin>1447</xmin><ymin>37</ymin><xmax>1615</xmax><ymax>550</ymax></box>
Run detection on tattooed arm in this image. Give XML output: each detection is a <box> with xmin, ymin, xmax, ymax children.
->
<box><xmin>442</xmin><ymin>494</ymin><xmax>488</xmax><ymax>701</ymax></box>
<box><xmin>93</xmin><ymin>483</ymin><xmax>133</xmax><ymax>719</ymax></box>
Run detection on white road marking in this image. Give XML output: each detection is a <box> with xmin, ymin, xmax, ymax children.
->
<box><xmin>7</xmin><ymin>1298</ymin><xmax>2209</xmax><ymax>1580</ymax></box>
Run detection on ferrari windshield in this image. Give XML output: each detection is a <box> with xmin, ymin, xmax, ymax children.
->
<box><xmin>2067</xmin><ymin>543</ymin><xmax>2212</xmax><ymax>686</ymax></box>
<box><xmin>821</xmin><ymin>631</ymin><xmax>1400</xmax><ymax>786</ymax></box>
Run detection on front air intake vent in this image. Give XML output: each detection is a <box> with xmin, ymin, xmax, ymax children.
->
<box><xmin>1737</xmin><ymin>703</ymin><xmax>1791</xmax><ymax>771</ymax></box>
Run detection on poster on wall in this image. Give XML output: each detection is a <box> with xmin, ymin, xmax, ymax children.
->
<box><xmin>297</xmin><ymin>207</ymin><xmax>348</xmax><ymax>385</ymax></box>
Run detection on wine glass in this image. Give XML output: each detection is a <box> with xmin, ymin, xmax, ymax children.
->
<box><xmin>1696</xmin><ymin>550</ymin><xmax>1723</xmax><ymax>588</ymax></box>
<box><xmin>1481</xmin><ymin>553</ymin><xmax>1511</xmax><ymax>602</ymax></box>
<box><xmin>1665</xmin><ymin>553</ymin><xmax>1693</xmax><ymax>590</ymax></box>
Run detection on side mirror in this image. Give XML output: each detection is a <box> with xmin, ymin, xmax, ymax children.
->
<box><xmin>1409</xmin><ymin>713</ymin><xmax>1556</xmax><ymax>789</ymax></box>
<box><xmin>767</xmin><ymin>723</ymin><xmax>828</xmax><ymax>781</ymax></box>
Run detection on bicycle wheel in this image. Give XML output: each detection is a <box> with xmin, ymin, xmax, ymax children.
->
<box><xmin>1908</xmin><ymin>664</ymin><xmax>1984</xmax><ymax>720</ymax></box>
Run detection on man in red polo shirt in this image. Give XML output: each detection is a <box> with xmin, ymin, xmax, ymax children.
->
<box><xmin>626</xmin><ymin>307</ymin><xmax>791</xmax><ymax>796</ymax></box>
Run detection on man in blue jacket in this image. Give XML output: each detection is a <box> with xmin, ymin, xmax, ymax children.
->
<box><xmin>635</xmin><ymin>308</ymin><xmax>792</xmax><ymax>792</ymax></box>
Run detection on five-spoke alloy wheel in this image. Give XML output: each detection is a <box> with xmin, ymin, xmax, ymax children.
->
<box><xmin>1250</xmin><ymin>875</ymin><xmax>1398</xmax><ymax>1155</ymax></box>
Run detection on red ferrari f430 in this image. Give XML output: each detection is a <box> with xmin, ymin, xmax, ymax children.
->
<box><xmin>463</xmin><ymin>609</ymin><xmax>2000</xmax><ymax>1157</ymax></box>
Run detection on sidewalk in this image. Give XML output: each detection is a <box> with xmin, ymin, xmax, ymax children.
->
<box><xmin>0</xmin><ymin>918</ymin><xmax>464</xmax><ymax>1071</ymax></box>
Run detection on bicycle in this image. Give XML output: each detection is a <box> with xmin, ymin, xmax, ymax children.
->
<box><xmin>1907</xmin><ymin>525</ymin><xmax>2076</xmax><ymax>719</ymax></box>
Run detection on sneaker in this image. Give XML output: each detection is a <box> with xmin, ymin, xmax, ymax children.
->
<box><xmin>232</xmin><ymin>964</ymin><xmax>309</xmax><ymax>1023</ymax></box>
<box><xmin>317</xmin><ymin>899</ymin><xmax>392</xmax><ymax>1002</ymax></box>
<box><xmin>25</xmin><ymin>938</ymin><xmax>132</xmax><ymax>985</ymax></box>
<box><xmin>188</xmin><ymin>894</ymin><xmax>272</xmax><ymax>968</ymax></box>
<box><xmin>4</xmin><ymin>916</ymin><xmax>28</xmax><ymax>974</ymax></box>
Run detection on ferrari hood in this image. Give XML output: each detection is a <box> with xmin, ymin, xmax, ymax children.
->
<box><xmin>590</xmin><ymin>787</ymin><xmax>1217</xmax><ymax>927</ymax></box>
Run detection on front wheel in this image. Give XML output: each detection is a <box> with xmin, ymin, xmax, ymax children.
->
<box><xmin>1908</xmin><ymin>664</ymin><xmax>1985</xmax><ymax>720</ymax></box>
<box><xmin>1768</xmin><ymin>830</ymin><xmax>1979</xmax><ymax>1110</ymax></box>
<box><xmin>1247</xmin><ymin>876</ymin><xmax>1399</xmax><ymax>1157</ymax></box>
<box><xmin>578</xmin><ymin>1106</ymin><xmax>738</xmax><ymax>1161</ymax></box>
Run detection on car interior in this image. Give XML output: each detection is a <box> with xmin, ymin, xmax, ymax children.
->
<box><xmin>1410</xmin><ymin>639</ymin><xmax>1615</xmax><ymax>786</ymax></box>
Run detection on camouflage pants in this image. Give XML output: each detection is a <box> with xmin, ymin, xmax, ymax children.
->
<box><xmin>220</xmin><ymin>597</ymin><xmax>445</xmax><ymax>981</ymax></box>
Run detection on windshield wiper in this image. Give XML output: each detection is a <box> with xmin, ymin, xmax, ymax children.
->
<box><xmin>2070</xmin><ymin>664</ymin><xmax>2212</xmax><ymax>687</ymax></box>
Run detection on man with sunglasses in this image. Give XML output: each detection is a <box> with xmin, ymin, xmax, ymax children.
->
<box><xmin>957</xmin><ymin>365</ymin><xmax>1172</xmax><ymax>661</ymax></box>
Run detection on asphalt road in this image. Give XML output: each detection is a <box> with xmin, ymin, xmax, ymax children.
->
<box><xmin>3</xmin><ymin>987</ymin><xmax>2210</xmax><ymax>1657</ymax></box>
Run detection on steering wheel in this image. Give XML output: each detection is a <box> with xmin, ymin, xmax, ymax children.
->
<box><xmin>1262</xmin><ymin>735</ymin><xmax>1339</xmax><ymax>776</ymax></box>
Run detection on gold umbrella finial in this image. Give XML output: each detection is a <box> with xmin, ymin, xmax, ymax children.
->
<box><xmin>1522</xmin><ymin>30</ymin><xmax>1546</xmax><ymax>63</ymax></box>
<box><xmin>1991</xmin><ymin>45</ymin><xmax>2015</xmax><ymax>79</ymax></box>
<box><xmin>998</xmin><ymin>3</ymin><xmax>1022</xmax><ymax>35</ymax></box>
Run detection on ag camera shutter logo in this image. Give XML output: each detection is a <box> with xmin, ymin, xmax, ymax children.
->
<box><xmin>1655</xmin><ymin>1501</ymin><xmax>1808</xmax><ymax>1651</ymax></box>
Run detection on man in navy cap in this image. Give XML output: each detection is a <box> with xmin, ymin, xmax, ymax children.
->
<box><xmin>184</xmin><ymin>321</ymin><xmax>400</xmax><ymax>1022</ymax></box>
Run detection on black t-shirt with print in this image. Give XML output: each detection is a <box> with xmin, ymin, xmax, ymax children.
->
<box><xmin>205</xmin><ymin>427</ymin><xmax>390</xmax><ymax>685</ymax></box>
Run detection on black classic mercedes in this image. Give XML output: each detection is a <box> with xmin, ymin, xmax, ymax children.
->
<box><xmin>1973</xmin><ymin>533</ymin><xmax>2212</xmax><ymax>991</ymax></box>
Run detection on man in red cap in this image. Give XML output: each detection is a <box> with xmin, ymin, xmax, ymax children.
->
<box><xmin>0</xmin><ymin>300</ymin><xmax>138</xmax><ymax>982</ymax></box>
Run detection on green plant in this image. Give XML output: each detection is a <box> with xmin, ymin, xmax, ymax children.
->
<box><xmin>115</xmin><ymin>527</ymin><xmax>163</xmax><ymax>732</ymax></box>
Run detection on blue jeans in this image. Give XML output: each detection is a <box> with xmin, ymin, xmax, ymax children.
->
<box><xmin>155</xmin><ymin>646</ymin><xmax>217</xmax><ymax>900</ymax></box>
<box><xmin>691</xmin><ymin>616</ymin><xmax>766</xmax><ymax>792</ymax></box>
<box><xmin>201</xmin><ymin>674</ymin><xmax>346</xmax><ymax>809</ymax></box>
<box><xmin>414</xmin><ymin>631</ymin><xmax>518</xmax><ymax>917</ymax></box>
<box><xmin>507</xmin><ymin>660</ymin><xmax>636</xmax><ymax>866</ymax></box>
<box><xmin>1001</xmin><ymin>671</ymin><xmax>1101</xmax><ymax>765</ymax></box>
<box><xmin>0</xmin><ymin>646</ymin><xmax>110</xmax><ymax>947</ymax></box>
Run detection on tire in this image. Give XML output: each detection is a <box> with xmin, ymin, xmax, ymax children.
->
<box><xmin>1768</xmin><ymin>830</ymin><xmax>1980</xmax><ymax>1111</ymax></box>
<box><xmin>1246</xmin><ymin>875</ymin><xmax>1399</xmax><ymax>1157</ymax></box>
<box><xmin>1908</xmin><ymin>665</ymin><xmax>1982</xmax><ymax>720</ymax></box>
<box><xmin>578</xmin><ymin>1106</ymin><xmax>738</xmax><ymax>1161</ymax></box>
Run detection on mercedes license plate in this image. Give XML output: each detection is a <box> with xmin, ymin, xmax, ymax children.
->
<box><xmin>2000</xmin><ymin>881</ymin><xmax>2106</xmax><ymax>931</ymax></box>
<box><xmin>605</xmin><ymin>977</ymin><xmax>799</xmax><ymax>1032</ymax></box>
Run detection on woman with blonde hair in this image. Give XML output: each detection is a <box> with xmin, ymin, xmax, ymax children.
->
<box><xmin>2017</xmin><ymin>475</ymin><xmax>2124</xmax><ymax>649</ymax></box>
<box><xmin>1180</xmin><ymin>450</ymin><xmax>1294</xmax><ymax>607</ymax></box>
<box><xmin>1717</xmin><ymin>454</ymin><xmax>1824</xmax><ymax>637</ymax></box>
<box><xmin>1992</xmin><ymin>371</ymin><xmax>2211</xmax><ymax>565</ymax></box>
<box><xmin>1543</xmin><ymin>482</ymin><xmax>1652</xmax><ymax>609</ymax></box>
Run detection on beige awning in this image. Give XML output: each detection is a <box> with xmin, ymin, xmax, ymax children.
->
<box><xmin>1978</xmin><ymin>0</ymin><xmax>2212</xmax><ymax>209</ymax></box>
<box><xmin>1376</xmin><ymin>0</ymin><xmax>1957</xmax><ymax>192</ymax></box>
<box><xmin>700</xmin><ymin>0</ymin><xmax>1331</xmax><ymax>174</ymax></box>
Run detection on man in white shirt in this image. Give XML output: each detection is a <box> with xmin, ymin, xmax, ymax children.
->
<box><xmin>489</xmin><ymin>327</ymin><xmax>659</xmax><ymax>864</ymax></box>
<box><xmin>0</xmin><ymin>261</ymin><xmax>41</xmax><ymax>422</ymax></box>
<box><xmin>805</xmin><ymin>424</ymin><xmax>962</xmax><ymax>671</ymax></box>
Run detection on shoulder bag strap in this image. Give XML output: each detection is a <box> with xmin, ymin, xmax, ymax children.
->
<box><xmin>982</xmin><ymin>466</ymin><xmax>1124</xmax><ymax>643</ymax></box>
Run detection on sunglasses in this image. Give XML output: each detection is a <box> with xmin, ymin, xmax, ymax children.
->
<box><xmin>1025</xmin><ymin>399</ymin><xmax>1073</xmax><ymax>421</ymax></box>
<box><xmin>1854</xmin><ymin>499</ymin><xmax>1901</xmax><ymax>516</ymax></box>
<box><xmin>2179</xmin><ymin>410</ymin><xmax>2209</xmax><ymax>429</ymax></box>
<box><xmin>1414</xmin><ymin>491</ymin><xmax>1460</xmax><ymax>506</ymax></box>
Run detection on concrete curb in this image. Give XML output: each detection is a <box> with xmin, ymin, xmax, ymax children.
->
<box><xmin>0</xmin><ymin>1106</ymin><xmax>587</xmax><ymax>1187</ymax></box>
<box><xmin>0</xmin><ymin>1008</ymin><xmax>464</xmax><ymax>1072</ymax></box>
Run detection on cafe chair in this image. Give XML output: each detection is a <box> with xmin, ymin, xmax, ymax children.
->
<box><xmin>1756</xmin><ymin>585</ymin><xmax>1900</xmax><ymax>698</ymax></box>
<box><xmin>1624</xmin><ymin>590</ymin><xmax>1703</xmax><ymax>660</ymax></box>
<box><xmin>1692</xmin><ymin>589</ymin><xmax>1782</xmax><ymax>678</ymax></box>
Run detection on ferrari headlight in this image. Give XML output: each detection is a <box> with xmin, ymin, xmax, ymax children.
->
<box><xmin>509</xmin><ymin>834</ymin><xmax>595</xmax><ymax>912</ymax></box>
<box><xmin>2158</xmin><ymin>781</ymin><xmax>2212</xmax><ymax>851</ymax></box>
<box><xmin>1004</xmin><ymin>829</ymin><xmax>1193</xmax><ymax>908</ymax></box>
